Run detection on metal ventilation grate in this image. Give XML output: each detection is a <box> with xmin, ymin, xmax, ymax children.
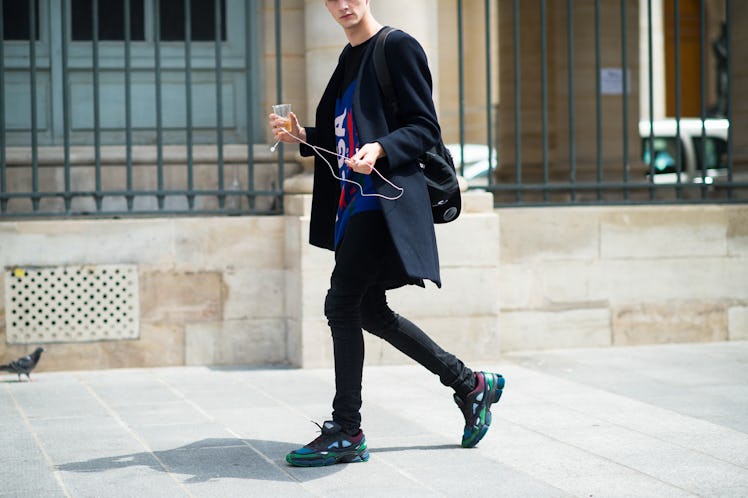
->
<box><xmin>4</xmin><ymin>265</ymin><xmax>140</xmax><ymax>344</ymax></box>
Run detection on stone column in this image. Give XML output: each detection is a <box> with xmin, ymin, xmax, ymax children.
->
<box><xmin>640</xmin><ymin>0</ymin><xmax>666</xmax><ymax>120</ymax></box>
<box><xmin>303</xmin><ymin>0</ymin><xmax>440</xmax><ymax>121</ymax></box>
<box><xmin>369</xmin><ymin>0</ymin><xmax>440</xmax><ymax>108</ymax></box>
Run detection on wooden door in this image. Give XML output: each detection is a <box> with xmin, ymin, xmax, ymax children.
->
<box><xmin>665</xmin><ymin>0</ymin><xmax>704</xmax><ymax>117</ymax></box>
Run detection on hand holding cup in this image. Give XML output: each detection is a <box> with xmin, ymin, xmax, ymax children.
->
<box><xmin>269</xmin><ymin>104</ymin><xmax>304</xmax><ymax>149</ymax></box>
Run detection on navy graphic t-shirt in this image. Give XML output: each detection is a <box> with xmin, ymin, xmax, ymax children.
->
<box><xmin>333</xmin><ymin>40</ymin><xmax>381</xmax><ymax>249</ymax></box>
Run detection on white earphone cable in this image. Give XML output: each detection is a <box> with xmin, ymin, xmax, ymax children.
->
<box><xmin>273</xmin><ymin>129</ymin><xmax>404</xmax><ymax>201</ymax></box>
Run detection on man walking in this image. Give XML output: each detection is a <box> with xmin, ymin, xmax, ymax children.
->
<box><xmin>269</xmin><ymin>0</ymin><xmax>504</xmax><ymax>467</ymax></box>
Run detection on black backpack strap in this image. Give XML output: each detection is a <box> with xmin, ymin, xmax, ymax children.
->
<box><xmin>373</xmin><ymin>27</ymin><xmax>399</xmax><ymax>121</ymax></box>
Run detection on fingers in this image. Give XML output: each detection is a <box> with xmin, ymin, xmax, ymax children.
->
<box><xmin>346</xmin><ymin>142</ymin><xmax>385</xmax><ymax>174</ymax></box>
<box><xmin>268</xmin><ymin>111</ymin><xmax>307</xmax><ymax>144</ymax></box>
<box><xmin>345</xmin><ymin>157</ymin><xmax>373</xmax><ymax>174</ymax></box>
<box><xmin>346</xmin><ymin>149</ymin><xmax>374</xmax><ymax>174</ymax></box>
<box><xmin>268</xmin><ymin>113</ymin><xmax>294</xmax><ymax>143</ymax></box>
<box><xmin>288</xmin><ymin>111</ymin><xmax>299</xmax><ymax>130</ymax></box>
<box><xmin>349</xmin><ymin>147</ymin><xmax>369</xmax><ymax>164</ymax></box>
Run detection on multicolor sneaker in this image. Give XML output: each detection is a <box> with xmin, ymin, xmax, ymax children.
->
<box><xmin>285</xmin><ymin>421</ymin><xmax>370</xmax><ymax>467</ymax></box>
<box><xmin>454</xmin><ymin>371</ymin><xmax>505</xmax><ymax>448</ymax></box>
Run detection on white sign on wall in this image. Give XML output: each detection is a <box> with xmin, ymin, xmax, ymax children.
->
<box><xmin>601</xmin><ymin>68</ymin><xmax>631</xmax><ymax>95</ymax></box>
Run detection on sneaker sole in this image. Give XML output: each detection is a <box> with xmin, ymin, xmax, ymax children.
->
<box><xmin>286</xmin><ymin>448</ymin><xmax>370</xmax><ymax>467</ymax></box>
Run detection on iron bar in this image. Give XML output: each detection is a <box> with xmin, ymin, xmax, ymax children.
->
<box><xmin>153</xmin><ymin>0</ymin><xmax>164</xmax><ymax>209</ymax></box>
<box><xmin>621</xmin><ymin>0</ymin><xmax>630</xmax><ymax>201</ymax></box>
<box><xmin>215</xmin><ymin>0</ymin><xmax>225</xmax><ymax>209</ymax></box>
<box><xmin>513</xmin><ymin>0</ymin><xmax>522</xmax><ymax>202</ymax></box>
<box><xmin>245</xmin><ymin>0</ymin><xmax>256</xmax><ymax>209</ymax></box>
<box><xmin>540</xmin><ymin>0</ymin><xmax>548</xmax><ymax>202</ymax></box>
<box><xmin>92</xmin><ymin>0</ymin><xmax>102</xmax><ymax>211</ymax></box>
<box><xmin>567</xmin><ymin>0</ymin><xmax>576</xmax><ymax>201</ymax></box>
<box><xmin>699</xmin><ymin>0</ymin><xmax>707</xmax><ymax>198</ymax></box>
<box><xmin>492</xmin><ymin>197</ymin><xmax>748</xmax><ymax>208</ymax></box>
<box><xmin>647</xmin><ymin>0</ymin><xmax>654</xmax><ymax>200</ymax></box>
<box><xmin>726</xmin><ymin>0</ymin><xmax>733</xmax><ymax>199</ymax></box>
<box><xmin>13</xmin><ymin>176</ymin><xmax>734</xmax><ymax>206</ymax></box>
<box><xmin>674</xmin><ymin>0</ymin><xmax>682</xmax><ymax>199</ymax></box>
<box><xmin>274</xmin><ymin>0</ymin><xmax>283</xmax><ymax>210</ymax></box>
<box><xmin>595</xmin><ymin>0</ymin><xmax>602</xmax><ymax>200</ymax></box>
<box><xmin>2</xmin><ymin>189</ymin><xmax>285</xmax><ymax>198</ymax></box>
<box><xmin>457</xmin><ymin>0</ymin><xmax>465</xmax><ymax>175</ymax></box>
<box><xmin>125</xmin><ymin>0</ymin><xmax>133</xmax><ymax>211</ymax></box>
<box><xmin>61</xmin><ymin>0</ymin><xmax>72</xmax><ymax>212</ymax></box>
<box><xmin>488</xmin><ymin>181</ymin><xmax>748</xmax><ymax>192</ymax></box>
<box><xmin>30</xmin><ymin>0</ymin><xmax>39</xmax><ymax>211</ymax></box>
<box><xmin>0</xmin><ymin>0</ymin><xmax>6</xmax><ymax>213</ymax></box>
<box><xmin>3</xmin><ymin>207</ymin><xmax>283</xmax><ymax>218</ymax></box>
<box><xmin>185</xmin><ymin>0</ymin><xmax>194</xmax><ymax>209</ymax></box>
<box><xmin>484</xmin><ymin>0</ymin><xmax>492</xmax><ymax>186</ymax></box>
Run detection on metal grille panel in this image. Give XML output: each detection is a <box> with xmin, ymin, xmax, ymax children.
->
<box><xmin>4</xmin><ymin>265</ymin><xmax>140</xmax><ymax>344</ymax></box>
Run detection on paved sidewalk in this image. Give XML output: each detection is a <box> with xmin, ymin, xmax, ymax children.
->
<box><xmin>2</xmin><ymin>341</ymin><xmax>748</xmax><ymax>497</ymax></box>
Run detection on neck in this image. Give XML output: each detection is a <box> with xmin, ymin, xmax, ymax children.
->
<box><xmin>345</xmin><ymin>16</ymin><xmax>382</xmax><ymax>46</ymax></box>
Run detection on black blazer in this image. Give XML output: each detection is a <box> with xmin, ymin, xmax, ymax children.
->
<box><xmin>301</xmin><ymin>28</ymin><xmax>443</xmax><ymax>287</ymax></box>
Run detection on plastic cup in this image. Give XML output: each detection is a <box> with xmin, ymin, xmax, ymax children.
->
<box><xmin>272</xmin><ymin>104</ymin><xmax>292</xmax><ymax>132</ymax></box>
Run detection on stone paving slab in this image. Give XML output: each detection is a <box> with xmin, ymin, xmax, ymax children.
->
<box><xmin>1</xmin><ymin>341</ymin><xmax>747</xmax><ymax>497</ymax></box>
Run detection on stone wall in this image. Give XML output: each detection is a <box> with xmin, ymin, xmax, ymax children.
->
<box><xmin>1</xmin><ymin>201</ymin><xmax>745</xmax><ymax>372</ymax></box>
<box><xmin>0</xmin><ymin>216</ymin><xmax>288</xmax><ymax>371</ymax></box>
<box><xmin>498</xmin><ymin>204</ymin><xmax>748</xmax><ymax>349</ymax></box>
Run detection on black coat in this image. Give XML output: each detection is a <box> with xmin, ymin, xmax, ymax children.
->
<box><xmin>301</xmin><ymin>28</ymin><xmax>443</xmax><ymax>287</ymax></box>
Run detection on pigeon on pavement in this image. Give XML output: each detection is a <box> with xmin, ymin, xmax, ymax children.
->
<box><xmin>1</xmin><ymin>347</ymin><xmax>45</xmax><ymax>381</ymax></box>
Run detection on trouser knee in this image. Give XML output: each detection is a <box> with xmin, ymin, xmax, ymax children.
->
<box><xmin>324</xmin><ymin>288</ymin><xmax>362</xmax><ymax>333</ymax></box>
<box><xmin>360</xmin><ymin>295</ymin><xmax>398</xmax><ymax>338</ymax></box>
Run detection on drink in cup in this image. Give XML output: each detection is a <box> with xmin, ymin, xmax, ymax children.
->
<box><xmin>273</xmin><ymin>104</ymin><xmax>292</xmax><ymax>133</ymax></box>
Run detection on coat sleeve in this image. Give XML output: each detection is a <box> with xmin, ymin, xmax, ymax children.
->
<box><xmin>374</xmin><ymin>31</ymin><xmax>441</xmax><ymax>169</ymax></box>
<box><xmin>299</xmin><ymin>126</ymin><xmax>317</xmax><ymax>157</ymax></box>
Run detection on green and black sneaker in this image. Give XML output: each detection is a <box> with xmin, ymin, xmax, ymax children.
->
<box><xmin>454</xmin><ymin>371</ymin><xmax>505</xmax><ymax>448</ymax></box>
<box><xmin>286</xmin><ymin>420</ymin><xmax>370</xmax><ymax>467</ymax></box>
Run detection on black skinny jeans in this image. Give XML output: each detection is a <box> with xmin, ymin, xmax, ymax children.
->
<box><xmin>324</xmin><ymin>211</ymin><xmax>475</xmax><ymax>433</ymax></box>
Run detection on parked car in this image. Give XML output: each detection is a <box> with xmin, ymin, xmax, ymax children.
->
<box><xmin>447</xmin><ymin>118</ymin><xmax>737</xmax><ymax>188</ymax></box>
<box><xmin>445</xmin><ymin>143</ymin><xmax>497</xmax><ymax>186</ymax></box>
<box><xmin>639</xmin><ymin>118</ymin><xmax>730</xmax><ymax>185</ymax></box>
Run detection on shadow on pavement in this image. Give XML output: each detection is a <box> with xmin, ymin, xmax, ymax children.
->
<box><xmin>57</xmin><ymin>438</ymin><xmax>343</xmax><ymax>483</ymax></box>
<box><xmin>57</xmin><ymin>438</ymin><xmax>461</xmax><ymax>483</ymax></box>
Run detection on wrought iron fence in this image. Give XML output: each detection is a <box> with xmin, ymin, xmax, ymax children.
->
<box><xmin>1</xmin><ymin>0</ymin><xmax>746</xmax><ymax>219</ymax></box>
<box><xmin>476</xmin><ymin>0</ymin><xmax>746</xmax><ymax>205</ymax></box>
<box><xmin>0</xmin><ymin>0</ymin><xmax>282</xmax><ymax>217</ymax></box>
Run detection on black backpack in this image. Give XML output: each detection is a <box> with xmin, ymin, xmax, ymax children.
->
<box><xmin>373</xmin><ymin>27</ymin><xmax>461</xmax><ymax>224</ymax></box>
